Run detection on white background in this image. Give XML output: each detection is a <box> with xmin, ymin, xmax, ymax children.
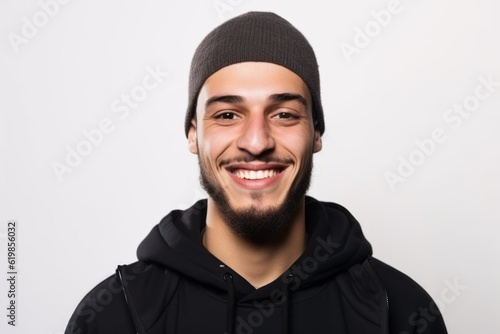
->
<box><xmin>1</xmin><ymin>0</ymin><xmax>499</xmax><ymax>333</ymax></box>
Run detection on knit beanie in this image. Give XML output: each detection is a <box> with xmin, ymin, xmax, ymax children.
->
<box><xmin>184</xmin><ymin>11</ymin><xmax>325</xmax><ymax>137</ymax></box>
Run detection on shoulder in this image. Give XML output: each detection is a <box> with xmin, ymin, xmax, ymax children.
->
<box><xmin>65</xmin><ymin>261</ymin><xmax>177</xmax><ymax>334</ymax></box>
<box><xmin>371</xmin><ymin>257</ymin><xmax>433</xmax><ymax>305</ymax></box>
<box><xmin>370</xmin><ymin>257</ymin><xmax>448</xmax><ymax>334</ymax></box>
<box><xmin>65</xmin><ymin>270</ymin><xmax>135</xmax><ymax>334</ymax></box>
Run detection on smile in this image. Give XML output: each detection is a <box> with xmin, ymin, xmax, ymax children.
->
<box><xmin>224</xmin><ymin>162</ymin><xmax>289</xmax><ymax>189</ymax></box>
<box><xmin>231</xmin><ymin>169</ymin><xmax>282</xmax><ymax>180</ymax></box>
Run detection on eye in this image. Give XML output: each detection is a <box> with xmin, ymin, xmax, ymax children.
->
<box><xmin>215</xmin><ymin>112</ymin><xmax>237</xmax><ymax>120</ymax></box>
<box><xmin>274</xmin><ymin>112</ymin><xmax>298</xmax><ymax>119</ymax></box>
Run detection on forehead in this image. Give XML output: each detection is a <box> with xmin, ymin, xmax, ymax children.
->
<box><xmin>197</xmin><ymin>62</ymin><xmax>311</xmax><ymax>105</ymax></box>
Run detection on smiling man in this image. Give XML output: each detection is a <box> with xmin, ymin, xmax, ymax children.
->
<box><xmin>191</xmin><ymin>62</ymin><xmax>322</xmax><ymax>288</ymax></box>
<box><xmin>66</xmin><ymin>11</ymin><xmax>447</xmax><ymax>334</ymax></box>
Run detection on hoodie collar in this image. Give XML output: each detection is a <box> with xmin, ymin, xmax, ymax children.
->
<box><xmin>137</xmin><ymin>196</ymin><xmax>372</xmax><ymax>298</ymax></box>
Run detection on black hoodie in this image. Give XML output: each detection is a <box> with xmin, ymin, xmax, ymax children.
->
<box><xmin>65</xmin><ymin>196</ymin><xmax>447</xmax><ymax>334</ymax></box>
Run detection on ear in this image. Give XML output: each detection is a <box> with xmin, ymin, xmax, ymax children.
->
<box><xmin>313</xmin><ymin>128</ymin><xmax>322</xmax><ymax>153</ymax></box>
<box><xmin>188</xmin><ymin>119</ymin><xmax>198</xmax><ymax>154</ymax></box>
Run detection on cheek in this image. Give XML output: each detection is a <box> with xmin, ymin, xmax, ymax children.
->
<box><xmin>277</xmin><ymin>128</ymin><xmax>315</xmax><ymax>159</ymax></box>
<box><xmin>198</xmin><ymin>131</ymin><xmax>232</xmax><ymax>166</ymax></box>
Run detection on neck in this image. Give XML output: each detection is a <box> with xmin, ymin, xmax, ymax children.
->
<box><xmin>203</xmin><ymin>198</ymin><xmax>307</xmax><ymax>289</ymax></box>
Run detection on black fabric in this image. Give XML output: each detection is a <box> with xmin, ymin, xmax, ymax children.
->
<box><xmin>65</xmin><ymin>196</ymin><xmax>448</xmax><ymax>334</ymax></box>
<box><xmin>185</xmin><ymin>11</ymin><xmax>325</xmax><ymax>137</ymax></box>
<box><xmin>224</xmin><ymin>272</ymin><xmax>236</xmax><ymax>334</ymax></box>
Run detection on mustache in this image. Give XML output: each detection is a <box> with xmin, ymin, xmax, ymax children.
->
<box><xmin>219</xmin><ymin>152</ymin><xmax>294</xmax><ymax>166</ymax></box>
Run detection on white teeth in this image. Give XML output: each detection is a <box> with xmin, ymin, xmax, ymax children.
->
<box><xmin>233</xmin><ymin>169</ymin><xmax>279</xmax><ymax>180</ymax></box>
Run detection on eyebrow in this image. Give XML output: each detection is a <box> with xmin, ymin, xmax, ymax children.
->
<box><xmin>204</xmin><ymin>93</ymin><xmax>308</xmax><ymax>109</ymax></box>
<box><xmin>268</xmin><ymin>93</ymin><xmax>308</xmax><ymax>107</ymax></box>
<box><xmin>205</xmin><ymin>95</ymin><xmax>244</xmax><ymax>109</ymax></box>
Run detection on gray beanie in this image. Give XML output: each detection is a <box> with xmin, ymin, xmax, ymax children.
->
<box><xmin>184</xmin><ymin>11</ymin><xmax>324</xmax><ymax>137</ymax></box>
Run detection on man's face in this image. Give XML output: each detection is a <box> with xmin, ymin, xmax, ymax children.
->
<box><xmin>188</xmin><ymin>62</ymin><xmax>322</xmax><ymax>243</ymax></box>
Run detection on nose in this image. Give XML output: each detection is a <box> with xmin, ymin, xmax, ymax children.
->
<box><xmin>236</xmin><ymin>113</ymin><xmax>275</xmax><ymax>156</ymax></box>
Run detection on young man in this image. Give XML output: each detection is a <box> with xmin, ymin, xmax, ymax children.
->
<box><xmin>66</xmin><ymin>12</ymin><xmax>448</xmax><ymax>334</ymax></box>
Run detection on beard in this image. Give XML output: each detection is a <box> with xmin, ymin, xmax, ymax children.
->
<box><xmin>198</xmin><ymin>152</ymin><xmax>313</xmax><ymax>246</ymax></box>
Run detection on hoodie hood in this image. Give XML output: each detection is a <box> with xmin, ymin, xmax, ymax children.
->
<box><xmin>136</xmin><ymin>196</ymin><xmax>373</xmax><ymax>298</ymax></box>
<box><xmin>115</xmin><ymin>196</ymin><xmax>389</xmax><ymax>334</ymax></box>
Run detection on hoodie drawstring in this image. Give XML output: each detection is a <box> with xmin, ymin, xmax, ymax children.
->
<box><xmin>224</xmin><ymin>272</ymin><xmax>236</xmax><ymax>334</ymax></box>
<box><xmin>224</xmin><ymin>272</ymin><xmax>294</xmax><ymax>334</ymax></box>
<box><xmin>282</xmin><ymin>273</ymin><xmax>293</xmax><ymax>334</ymax></box>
